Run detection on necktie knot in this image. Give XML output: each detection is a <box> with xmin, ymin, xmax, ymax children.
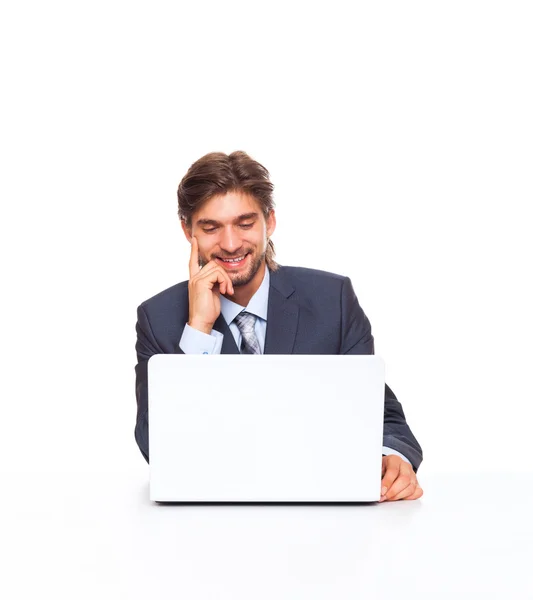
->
<box><xmin>234</xmin><ymin>311</ymin><xmax>256</xmax><ymax>332</ymax></box>
<box><xmin>233</xmin><ymin>311</ymin><xmax>261</xmax><ymax>354</ymax></box>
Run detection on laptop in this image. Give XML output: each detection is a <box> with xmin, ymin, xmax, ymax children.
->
<box><xmin>148</xmin><ymin>354</ymin><xmax>385</xmax><ymax>502</ymax></box>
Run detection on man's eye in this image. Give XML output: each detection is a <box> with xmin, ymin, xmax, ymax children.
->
<box><xmin>203</xmin><ymin>228</ymin><xmax>218</xmax><ymax>233</ymax></box>
<box><xmin>240</xmin><ymin>223</ymin><xmax>254</xmax><ymax>229</ymax></box>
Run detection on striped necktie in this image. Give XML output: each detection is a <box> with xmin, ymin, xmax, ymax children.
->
<box><xmin>234</xmin><ymin>311</ymin><xmax>261</xmax><ymax>354</ymax></box>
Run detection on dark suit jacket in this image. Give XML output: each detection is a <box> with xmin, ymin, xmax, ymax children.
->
<box><xmin>134</xmin><ymin>265</ymin><xmax>423</xmax><ymax>471</ymax></box>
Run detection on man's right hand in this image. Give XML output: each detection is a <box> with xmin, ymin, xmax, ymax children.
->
<box><xmin>187</xmin><ymin>237</ymin><xmax>234</xmax><ymax>334</ymax></box>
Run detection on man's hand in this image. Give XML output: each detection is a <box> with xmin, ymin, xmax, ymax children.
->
<box><xmin>380</xmin><ymin>455</ymin><xmax>423</xmax><ymax>502</ymax></box>
<box><xmin>187</xmin><ymin>237</ymin><xmax>234</xmax><ymax>334</ymax></box>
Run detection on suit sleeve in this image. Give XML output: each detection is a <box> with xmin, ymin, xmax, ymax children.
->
<box><xmin>134</xmin><ymin>304</ymin><xmax>164</xmax><ymax>463</ymax></box>
<box><xmin>340</xmin><ymin>277</ymin><xmax>424</xmax><ymax>472</ymax></box>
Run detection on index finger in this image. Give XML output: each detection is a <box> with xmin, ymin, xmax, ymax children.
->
<box><xmin>380</xmin><ymin>457</ymin><xmax>401</xmax><ymax>495</ymax></box>
<box><xmin>189</xmin><ymin>236</ymin><xmax>200</xmax><ymax>278</ymax></box>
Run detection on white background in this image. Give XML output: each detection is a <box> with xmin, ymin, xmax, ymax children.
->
<box><xmin>2</xmin><ymin>2</ymin><xmax>533</xmax><ymax>599</ymax></box>
<box><xmin>1</xmin><ymin>1</ymin><xmax>532</xmax><ymax>478</ymax></box>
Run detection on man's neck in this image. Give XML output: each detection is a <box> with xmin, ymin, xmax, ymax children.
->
<box><xmin>225</xmin><ymin>262</ymin><xmax>266</xmax><ymax>307</ymax></box>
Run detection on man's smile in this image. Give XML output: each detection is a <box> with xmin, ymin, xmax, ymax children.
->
<box><xmin>215</xmin><ymin>252</ymin><xmax>251</xmax><ymax>269</ymax></box>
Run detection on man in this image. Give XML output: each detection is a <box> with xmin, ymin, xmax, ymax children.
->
<box><xmin>135</xmin><ymin>151</ymin><xmax>424</xmax><ymax>502</ymax></box>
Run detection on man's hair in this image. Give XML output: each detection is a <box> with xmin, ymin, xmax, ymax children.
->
<box><xmin>177</xmin><ymin>151</ymin><xmax>278</xmax><ymax>271</ymax></box>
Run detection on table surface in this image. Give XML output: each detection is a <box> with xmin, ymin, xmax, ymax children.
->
<box><xmin>1</xmin><ymin>470</ymin><xmax>532</xmax><ymax>600</ymax></box>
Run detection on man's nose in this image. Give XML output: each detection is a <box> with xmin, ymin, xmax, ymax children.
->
<box><xmin>219</xmin><ymin>226</ymin><xmax>240</xmax><ymax>253</ymax></box>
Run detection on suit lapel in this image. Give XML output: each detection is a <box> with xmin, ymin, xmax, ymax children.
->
<box><xmin>193</xmin><ymin>266</ymin><xmax>298</xmax><ymax>355</ymax></box>
<box><xmin>264</xmin><ymin>267</ymin><xmax>299</xmax><ymax>354</ymax></box>
<box><xmin>215</xmin><ymin>313</ymin><xmax>240</xmax><ymax>354</ymax></box>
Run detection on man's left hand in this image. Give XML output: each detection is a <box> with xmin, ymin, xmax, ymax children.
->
<box><xmin>380</xmin><ymin>455</ymin><xmax>423</xmax><ymax>502</ymax></box>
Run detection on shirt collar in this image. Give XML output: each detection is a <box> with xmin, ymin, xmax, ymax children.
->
<box><xmin>220</xmin><ymin>266</ymin><xmax>270</xmax><ymax>325</ymax></box>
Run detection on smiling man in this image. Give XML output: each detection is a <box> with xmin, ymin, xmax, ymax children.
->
<box><xmin>134</xmin><ymin>150</ymin><xmax>424</xmax><ymax>502</ymax></box>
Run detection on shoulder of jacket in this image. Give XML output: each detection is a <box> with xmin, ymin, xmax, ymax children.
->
<box><xmin>277</xmin><ymin>265</ymin><xmax>349</xmax><ymax>284</ymax></box>
<box><xmin>138</xmin><ymin>280</ymin><xmax>189</xmax><ymax>311</ymax></box>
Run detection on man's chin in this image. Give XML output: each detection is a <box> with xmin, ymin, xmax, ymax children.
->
<box><xmin>228</xmin><ymin>269</ymin><xmax>255</xmax><ymax>288</ymax></box>
<box><xmin>227</xmin><ymin>253</ymin><xmax>265</xmax><ymax>288</ymax></box>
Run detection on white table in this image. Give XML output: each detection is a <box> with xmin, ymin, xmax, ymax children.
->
<box><xmin>2</xmin><ymin>470</ymin><xmax>531</xmax><ymax>599</ymax></box>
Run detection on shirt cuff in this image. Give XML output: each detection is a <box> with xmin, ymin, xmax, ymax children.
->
<box><xmin>179</xmin><ymin>324</ymin><xmax>223</xmax><ymax>354</ymax></box>
<box><xmin>382</xmin><ymin>446</ymin><xmax>412</xmax><ymax>466</ymax></box>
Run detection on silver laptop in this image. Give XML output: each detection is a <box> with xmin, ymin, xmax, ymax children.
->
<box><xmin>148</xmin><ymin>354</ymin><xmax>385</xmax><ymax>502</ymax></box>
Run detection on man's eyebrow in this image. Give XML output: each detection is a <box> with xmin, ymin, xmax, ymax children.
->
<box><xmin>196</xmin><ymin>218</ymin><xmax>220</xmax><ymax>227</ymax></box>
<box><xmin>195</xmin><ymin>213</ymin><xmax>259</xmax><ymax>227</ymax></box>
<box><xmin>235</xmin><ymin>212</ymin><xmax>259</xmax><ymax>222</ymax></box>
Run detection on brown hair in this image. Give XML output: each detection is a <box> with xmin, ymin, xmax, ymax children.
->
<box><xmin>178</xmin><ymin>151</ymin><xmax>278</xmax><ymax>271</ymax></box>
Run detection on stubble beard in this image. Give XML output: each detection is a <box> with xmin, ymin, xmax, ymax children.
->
<box><xmin>229</xmin><ymin>249</ymin><xmax>266</xmax><ymax>287</ymax></box>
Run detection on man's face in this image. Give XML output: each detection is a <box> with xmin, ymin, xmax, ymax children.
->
<box><xmin>183</xmin><ymin>191</ymin><xmax>276</xmax><ymax>288</ymax></box>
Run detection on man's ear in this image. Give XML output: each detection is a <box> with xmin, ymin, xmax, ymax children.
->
<box><xmin>181</xmin><ymin>220</ymin><xmax>192</xmax><ymax>243</ymax></box>
<box><xmin>266</xmin><ymin>210</ymin><xmax>276</xmax><ymax>237</ymax></box>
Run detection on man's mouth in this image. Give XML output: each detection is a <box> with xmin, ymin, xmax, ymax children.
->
<box><xmin>216</xmin><ymin>253</ymin><xmax>250</xmax><ymax>268</ymax></box>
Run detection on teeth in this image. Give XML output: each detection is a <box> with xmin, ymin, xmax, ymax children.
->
<box><xmin>221</xmin><ymin>255</ymin><xmax>246</xmax><ymax>263</ymax></box>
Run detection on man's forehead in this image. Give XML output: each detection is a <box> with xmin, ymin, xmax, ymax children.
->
<box><xmin>193</xmin><ymin>191</ymin><xmax>262</xmax><ymax>224</ymax></box>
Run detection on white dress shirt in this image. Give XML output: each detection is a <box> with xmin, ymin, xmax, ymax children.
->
<box><xmin>179</xmin><ymin>267</ymin><xmax>411</xmax><ymax>465</ymax></box>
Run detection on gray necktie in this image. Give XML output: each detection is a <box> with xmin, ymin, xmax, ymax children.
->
<box><xmin>234</xmin><ymin>311</ymin><xmax>261</xmax><ymax>354</ymax></box>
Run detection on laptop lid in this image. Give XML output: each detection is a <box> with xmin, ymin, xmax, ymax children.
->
<box><xmin>148</xmin><ymin>354</ymin><xmax>385</xmax><ymax>502</ymax></box>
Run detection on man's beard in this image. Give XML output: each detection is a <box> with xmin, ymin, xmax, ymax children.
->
<box><xmin>229</xmin><ymin>249</ymin><xmax>266</xmax><ymax>287</ymax></box>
